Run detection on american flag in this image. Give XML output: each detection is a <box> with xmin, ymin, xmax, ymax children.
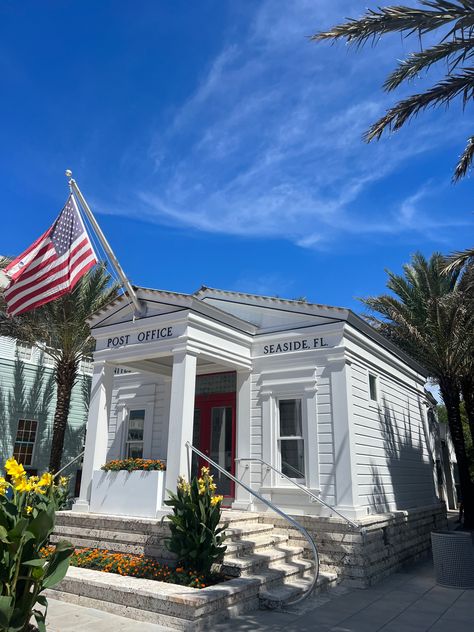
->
<box><xmin>3</xmin><ymin>194</ymin><xmax>98</xmax><ymax>316</ymax></box>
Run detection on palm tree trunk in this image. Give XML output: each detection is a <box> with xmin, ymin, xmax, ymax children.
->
<box><xmin>460</xmin><ymin>375</ymin><xmax>474</xmax><ymax>447</ymax></box>
<box><xmin>440</xmin><ymin>379</ymin><xmax>474</xmax><ymax>528</ymax></box>
<box><xmin>49</xmin><ymin>358</ymin><xmax>77</xmax><ymax>474</ymax></box>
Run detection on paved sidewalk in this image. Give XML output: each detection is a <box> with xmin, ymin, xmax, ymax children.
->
<box><xmin>46</xmin><ymin>554</ymin><xmax>474</xmax><ymax>632</ymax></box>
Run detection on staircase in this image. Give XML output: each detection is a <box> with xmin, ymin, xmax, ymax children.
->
<box><xmin>49</xmin><ymin>510</ymin><xmax>338</xmax><ymax>626</ymax></box>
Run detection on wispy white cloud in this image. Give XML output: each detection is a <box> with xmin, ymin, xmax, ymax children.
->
<box><xmin>111</xmin><ymin>0</ymin><xmax>473</xmax><ymax>249</ymax></box>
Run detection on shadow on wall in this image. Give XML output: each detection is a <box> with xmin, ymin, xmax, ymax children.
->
<box><xmin>370</xmin><ymin>396</ymin><xmax>436</xmax><ymax>513</ymax></box>
<box><xmin>0</xmin><ymin>355</ymin><xmax>88</xmax><ymax>470</ymax></box>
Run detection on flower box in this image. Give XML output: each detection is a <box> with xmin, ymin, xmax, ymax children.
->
<box><xmin>90</xmin><ymin>469</ymin><xmax>166</xmax><ymax>518</ymax></box>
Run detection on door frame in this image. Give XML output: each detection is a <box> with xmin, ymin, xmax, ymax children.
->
<box><xmin>194</xmin><ymin>390</ymin><xmax>237</xmax><ymax>501</ymax></box>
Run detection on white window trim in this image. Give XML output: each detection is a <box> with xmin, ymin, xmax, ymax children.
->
<box><xmin>16</xmin><ymin>342</ymin><xmax>33</xmax><ymax>363</ymax></box>
<box><xmin>368</xmin><ymin>371</ymin><xmax>380</xmax><ymax>407</ymax></box>
<box><xmin>276</xmin><ymin>397</ymin><xmax>306</xmax><ymax>484</ymax></box>
<box><xmin>14</xmin><ymin>417</ymin><xmax>39</xmax><ymax>467</ymax></box>
<box><xmin>120</xmin><ymin>402</ymin><xmax>154</xmax><ymax>460</ymax></box>
<box><xmin>260</xmin><ymin>366</ymin><xmax>319</xmax><ymax>492</ymax></box>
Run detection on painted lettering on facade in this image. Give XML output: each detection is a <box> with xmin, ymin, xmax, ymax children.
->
<box><xmin>107</xmin><ymin>327</ymin><xmax>174</xmax><ymax>349</ymax></box>
<box><xmin>263</xmin><ymin>337</ymin><xmax>329</xmax><ymax>355</ymax></box>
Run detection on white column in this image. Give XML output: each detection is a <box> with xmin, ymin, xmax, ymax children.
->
<box><xmin>233</xmin><ymin>369</ymin><xmax>252</xmax><ymax>509</ymax></box>
<box><xmin>329</xmin><ymin>357</ymin><xmax>363</xmax><ymax>518</ymax></box>
<box><xmin>73</xmin><ymin>360</ymin><xmax>114</xmax><ymax>512</ymax></box>
<box><xmin>165</xmin><ymin>351</ymin><xmax>197</xmax><ymax>496</ymax></box>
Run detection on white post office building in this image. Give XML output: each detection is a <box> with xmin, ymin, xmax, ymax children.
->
<box><xmin>73</xmin><ymin>286</ymin><xmax>447</xmax><ymax>528</ymax></box>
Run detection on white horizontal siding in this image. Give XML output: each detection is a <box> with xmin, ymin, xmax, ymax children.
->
<box><xmin>350</xmin><ymin>358</ymin><xmax>436</xmax><ymax>513</ymax></box>
<box><xmin>0</xmin><ymin>347</ymin><xmax>88</xmax><ymax>473</ymax></box>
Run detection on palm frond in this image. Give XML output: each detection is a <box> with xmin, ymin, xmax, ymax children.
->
<box><xmin>385</xmin><ymin>38</ymin><xmax>474</xmax><ymax>90</ymax></box>
<box><xmin>312</xmin><ymin>2</ymin><xmax>469</xmax><ymax>46</ymax></box>
<box><xmin>365</xmin><ymin>68</ymin><xmax>474</xmax><ymax>141</ymax></box>
<box><xmin>453</xmin><ymin>134</ymin><xmax>474</xmax><ymax>179</ymax></box>
<box><xmin>444</xmin><ymin>246</ymin><xmax>474</xmax><ymax>272</ymax></box>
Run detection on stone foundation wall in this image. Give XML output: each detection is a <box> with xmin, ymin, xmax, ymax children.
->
<box><xmin>259</xmin><ymin>503</ymin><xmax>447</xmax><ymax>588</ymax></box>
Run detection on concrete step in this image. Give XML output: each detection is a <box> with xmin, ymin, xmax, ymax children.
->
<box><xmin>225</xmin><ymin>533</ymin><xmax>289</xmax><ymax>557</ymax></box>
<box><xmin>224</xmin><ymin>523</ymin><xmax>275</xmax><ymax>541</ymax></box>
<box><xmin>259</xmin><ymin>570</ymin><xmax>338</xmax><ymax>608</ymax></box>
<box><xmin>52</xmin><ymin>524</ymin><xmax>156</xmax><ymax>544</ymax></box>
<box><xmin>222</xmin><ymin>544</ymin><xmax>306</xmax><ymax>577</ymax></box>
<box><xmin>55</xmin><ymin>512</ymin><xmax>167</xmax><ymax>535</ymax></box>
<box><xmin>220</xmin><ymin>511</ymin><xmax>262</xmax><ymax>525</ymax></box>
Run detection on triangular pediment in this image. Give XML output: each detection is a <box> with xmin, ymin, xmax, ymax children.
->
<box><xmin>88</xmin><ymin>289</ymin><xmax>194</xmax><ymax>330</ymax></box>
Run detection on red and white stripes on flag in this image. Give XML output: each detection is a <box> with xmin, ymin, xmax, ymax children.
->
<box><xmin>3</xmin><ymin>194</ymin><xmax>98</xmax><ymax>316</ymax></box>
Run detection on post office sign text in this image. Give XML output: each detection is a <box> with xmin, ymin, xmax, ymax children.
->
<box><xmin>107</xmin><ymin>327</ymin><xmax>174</xmax><ymax>349</ymax></box>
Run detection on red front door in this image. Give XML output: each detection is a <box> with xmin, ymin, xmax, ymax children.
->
<box><xmin>193</xmin><ymin>391</ymin><xmax>236</xmax><ymax>501</ymax></box>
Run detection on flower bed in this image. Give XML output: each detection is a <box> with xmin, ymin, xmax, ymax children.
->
<box><xmin>41</xmin><ymin>547</ymin><xmax>223</xmax><ymax>588</ymax></box>
<box><xmin>101</xmin><ymin>458</ymin><xmax>166</xmax><ymax>472</ymax></box>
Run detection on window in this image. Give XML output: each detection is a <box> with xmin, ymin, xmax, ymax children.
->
<box><xmin>369</xmin><ymin>373</ymin><xmax>378</xmax><ymax>402</ymax></box>
<box><xmin>277</xmin><ymin>399</ymin><xmax>305</xmax><ymax>480</ymax></box>
<box><xmin>125</xmin><ymin>409</ymin><xmax>145</xmax><ymax>459</ymax></box>
<box><xmin>13</xmin><ymin>419</ymin><xmax>38</xmax><ymax>466</ymax></box>
<box><xmin>39</xmin><ymin>348</ymin><xmax>55</xmax><ymax>367</ymax></box>
<box><xmin>16</xmin><ymin>342</ymin><xmax>32</xmax><ymax>362</ymax></box>
<box><xmin>81</xmin><ymin>358</ymin><xmax>93</xmax><ymax>375</ymax></box>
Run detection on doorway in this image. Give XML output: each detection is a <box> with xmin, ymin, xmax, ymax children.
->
<box><xmin>192</xmin><ymin>373</ymin><xmax>236</xmax><ymax>502</ymax></box>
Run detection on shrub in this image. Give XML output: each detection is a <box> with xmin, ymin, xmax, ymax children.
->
<box><xmin>164</xmin><ymin>467</ymin><xmax>227</xmax><ymax>575</ymax></box>
<box><xmin>101</xmin><ymin>458</ymin><xmax>166</xmax><ymax>472</ymax></box>
<box><xmin>0</xmin><ymin>458</ymin><xmax>74</xmax><ymax>632</ymax></box>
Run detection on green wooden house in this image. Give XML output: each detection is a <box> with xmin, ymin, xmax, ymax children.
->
<box><xmin>0</xmin><ymin>335</ymin><xmax>90</xmax><ymax>492</ymax></box>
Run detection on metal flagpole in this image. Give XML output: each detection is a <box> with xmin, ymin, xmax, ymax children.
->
<box><xmin>65</xmin><ymin>169</ymin><xmax>146</xmax><ymax>318</ymax></box>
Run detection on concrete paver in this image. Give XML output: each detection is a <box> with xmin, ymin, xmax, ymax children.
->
<box><xmin>45</xmin><ymin>554</ymin><xmax>474</xmax><ymax>631</ymax></box>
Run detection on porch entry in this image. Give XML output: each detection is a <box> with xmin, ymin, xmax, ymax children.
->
<box><xmin>192</xmin><ymin>372</ymin><xmax>236</xmax><ymax>502</ymax></box>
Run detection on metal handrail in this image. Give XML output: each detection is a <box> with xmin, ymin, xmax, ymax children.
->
<box><xmin>53</xmin><ymin>450</ymin><xmax>85</xmax><ymax>479</ymax></box>
<box><xmin>185</xmin><ymin>442</ymin><xmax>319</xmax><ymax>606</ymax></box>
<box><xmin>236</xmin><ymin>457</ymin><xmax>362</xmax><ymax>532</ymax></box>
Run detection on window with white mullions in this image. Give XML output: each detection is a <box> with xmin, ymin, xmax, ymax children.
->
<box><xmin>126</xmin><ymin>409</ymin><xmax>145</xmax><ymax>459</ymax></box>
<box><xmin>13</xmin><ymin>419</ymin><xmax>38</xmax><ymax>466</ymax></box>
<box><xmin>278</xmin><ymin>399</ymin><xmax>305</xmax><ymax>480</ymax></box>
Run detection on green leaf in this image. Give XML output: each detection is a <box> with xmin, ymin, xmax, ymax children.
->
<box><xmin>0</xmin><ymin>595</ymin><xmax>14</xmax><ymax>628</ymax></box>
<box><xmin>0</xmin><ymin>525</ymin><xmax>10</xmax><ymax>544</ymax></box>
<box><xmin>28</xmin><ymin>506</ymin><xmax>54</xmax><ymax>543</ymax></box>
<box><xmin>33</xmin><ymin>609</ymin><xmax>47</xmax><ymax>632</ymax></box>
<box><xmin>22</xmin><ymin>558</ymin><xmax>48</xmax><ymax>567</ymax></box>
<box><xmin>42</xmin><ymin>540</ymin><xmax>74</xmax><ymax>588</ymax></box>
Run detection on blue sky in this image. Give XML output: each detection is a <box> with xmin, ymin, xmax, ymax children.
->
<box><xmin>1</xmin><ymin>0</ymin><xmax>473</xmax><ymax>312</ymax></box>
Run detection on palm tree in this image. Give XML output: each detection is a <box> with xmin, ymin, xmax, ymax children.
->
<box><xmin>313</xmin><ymin>1</ymin><xmax>474</xmax><ymax>181</ymax></box>
<box><xmin>0</xmin><ymin>262</ymin><xmax>118</xmax><ymax>473</ymax></box>
<box><xmin>362</xmin><ymin>252</ymin><xmax>474</xmax><ymax>527</ymax></box>
<box><xmin>444</xmin><ymin>247</ymin><xmax>474</xmax><ymax>273</ymax></box>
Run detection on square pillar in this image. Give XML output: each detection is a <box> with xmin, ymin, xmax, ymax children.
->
<box><xmin>329</xmin><ymin>356</ymin><xmax>363</xmax><ymax>518</ymax></box>
<box><xmin>73</xmin><ymin>360</ymin><xmax>114</xmax><ymax>512</ymax></box>
<box><xmin>233</xmin><ymin>369</ymin><xmax>252</xmax><ymax>509</ymax></box>
<box><xmin>165</xmin><ymin>351</ymin><xmax>197</xmax><ymax>496</ymax></box>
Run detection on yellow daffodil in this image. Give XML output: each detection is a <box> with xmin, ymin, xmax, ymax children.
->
<box><xmin>59</xmin><ymin>476</ymin><xmax>69</xmax><ymax>487</ymax></box>
<box><xmin>210</xmin><ymin>495</ymin><xmax>223</xmax><ymax>506</ymax></box>
<box><xmin>177</xmin><ymin>476</ymin><xmax>190</xmax><ymax>494</ymax></box>
<box><xmin>26</xmin><ymin>506</ymin><xmax>33</xmax><ymax>514</ymax></box>
<box><xmin>5</xmin><ymin>457</ymin><xmax>25</xmax><ymax>481</ymax></box>
<box><xmin>14</xmin><ymin>477</ymin><xmax>33</xmax><ymax>493</ymax></box>
<box><xmin>37</xmin><ymin>472</ymin><xmax>53</xmax><ymax>488</ymax></box>
<box><xmin>0</xmin><ymin>476</ymin><xmax>9</xmax><ymax>496</ymax></box>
